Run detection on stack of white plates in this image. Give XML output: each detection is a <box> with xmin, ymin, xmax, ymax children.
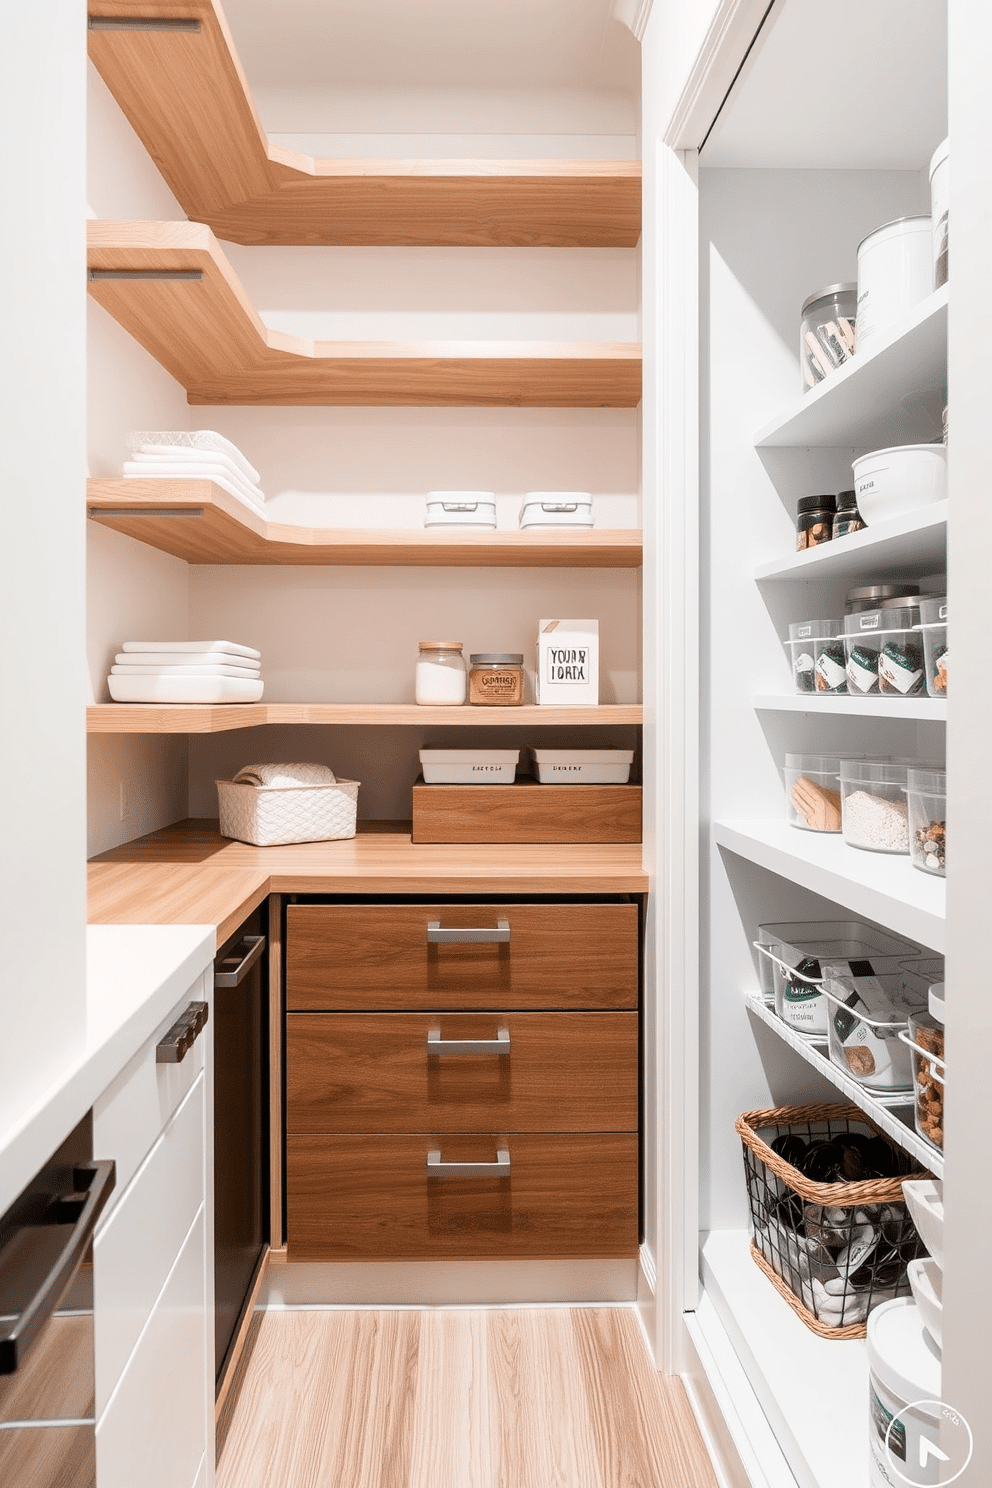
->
<box><xmin>108</xmin><ymin>641</ymin><xmax>264</xmax><ymax>704</ymax></box>
<box><xmin>123</xmin><ymin>431</ymin><xmax>266</xmax><ymax>514</ymax></box>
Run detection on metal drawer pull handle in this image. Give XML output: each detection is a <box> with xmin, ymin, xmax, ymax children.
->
<box><xmin>156</xmin><ymin>1000</ymin><xmax>209</xmax><ymax>1063</ymax></box>
<box><xmin>426</xmin><ymin>918</ymin><xmax>510</xmax><ymax>944</ymax></box>
<box><xmin>427</xmin><ymin>1149</ymin><xmax>511</xmax><ymax>1177</ymax></box>
<box><xmin>427</xmin><ymin>1027</ymin><xmax>510</xmax><ymax>1055</ymax></box>
<box><xmin>214</xmin><ymin>934</ymin><xmax>265</xmax><ymax>987</ymax></box>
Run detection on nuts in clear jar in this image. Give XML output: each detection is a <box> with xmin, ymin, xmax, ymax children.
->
<box><xmin>912</xmin><ymin>1022</ymin><xmax>944</xmax><ymax>1149</ymax></box>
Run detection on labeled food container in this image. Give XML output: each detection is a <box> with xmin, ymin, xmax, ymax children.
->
<box><xmin>800</xmin><ymin>283</ymin><xmax>856</xmax><ymax>392</ymax></box>
<box><xmin>796</xmin><ymin>493</ymin><xmax>836</xmax><ymax>550</ymax></box>
<box><xmin>905</xmin><ymin>1007</ymin><xmax>945</xmax><ymax>1152</ymax></box>
<box><xmin>907</xmin><ymin>768</ymin><xmax>946</xmax><ymax>876</ymax></box>
<box><xmin>844</xmin><ymin>607</ymin><xmax>924</xmax><ymax>696</ymax></box>
<box><xmin>415</xmin><ymin>640</ymin><xmax>466</xmax><ymax>705</ymax></box>
<box><xmin>856</xmin><ymin>216</ymin><xmax>933</xmax><ymax>348</ymax></box>
<box><xmin>527</xmin><ymin>746</ymin><xmax>633</xmax><ymax>784</ymax></box>
<box><xmin>823</xmin><ymin>965</ymin><xmax>929</xmax><ymax>1093</ymax></box>
<box><xmin>930</xmin><ymin>137</ymin><xmax>949</xmax><ymax>287</ymax></box>
<box><xmin>739</xmin><ymin>1105</ymin><xmax>928</xmax><ymax>1338</ymax></box>
<box><xmin>852</xmin><ymin>444</ymin><xmax>947</xmax><ymax>525</ymax></box>
<box><xmin>918</xmin><ymin>596</ymin><xmax>948</xmax><ymax>696</ymax></box>
<box><xmin>518</xmin><ymin>492</ymin><xmax>594</xmax><ymax>529</ymax></box>
<box><xmin>787</xmin><ymin>620</ymin><xmax>839</xmax><ymax>693</ymax></box>
<box><xmin>424</xmin><ymin>493</ymin><xmax>497</xmax><ymax>528</ymax></box>
<box><xmin>813</xmin><ymin>621</ymin><xmax>847</xmax><ymax>694</ymax></box>
<box><xmin>846</xmin><ymin>584</ymin><xmax>919</xmax><ymax>614</ymax></box>
<box><xmin>832</xmin><ymin>489</ymin><xmax>864</xmax><ymax>539</ymax></box>
<box><xmin>753</xmin><ymin>920</ymin><xmax>920</xmax><ymax>1037</ymax></box>
<box><xmin>840</xmin><ymin>760</ymin><xmax>911</xmax><ymax>853</ymax></box>
<box><xmin>468</xmin><ymin>653</ymin><xmax>525</xmax><ymax>706</ymax></box>
<box><xmin>867</xmin><ymin>1299</ymin><xmax>943</xmax><ymax>1488</ymax></box>
<box><xmin>216</xmin><ymin>776</ymin><xmax>359</xmax><ymax>845</ymax></box>
<box><xmin>785</xmin><ymin>755</ymin><xmax>842</xmax><ymax>832</ymax></box>
<box><xmin>419</xmin><ymin>748</ymin><xmax>519</xmax><ymax>784</ymax></box>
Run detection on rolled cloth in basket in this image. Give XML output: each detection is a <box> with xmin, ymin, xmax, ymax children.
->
<box><xmin>233</xmin><ymin>762</ymin><xmax>337</xmax><ymax>789</ymax></box>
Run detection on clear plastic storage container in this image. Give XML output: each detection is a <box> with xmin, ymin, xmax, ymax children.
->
<box><xmin>906</xmin><ymin>767</ymin><xmax>946</xmax><ymax>876</ymax></box>
<box><xmin>823</xmin><ymin>964</ymin><xmax>929</xmax><ymax>1093</ymax></box>
<box><xmin>800</xmin><ymin>283</ymin><xmax>856</xmax><ymax>391</ymax></box>
<box><xmin>918</xmin><ymin>596</ymin><xmax>948</xmax><ymax>696</ymax></box>
<box><xmin>904</xmin><ymin>1006</ymin><xmax>945</xmax><ymax>1151</ymax></box>
<box><xmin>843</xmin><ymin>606</ymin><xmax>924</xmax><ymax>696</ymax></box>
<box><xmin>787</xmin><ymin>620</ymin><xmax>838</xmax><ymax>693</ymax></box>
<box><xmin>753</xmin><ymin>920</ymin><xmax>921</xmax><ymax>1038</ymax></box>
<box><xmin>812</xmin><ymin>622</ymin><xmax>848</xmax><ymax>694</ymax></box>
<box><xmin>784</xmin><ymin>755</ymin><xmax>842</xmax><ymax>832</ymax></box>
<box><xmin>840</xmin><ymin>760</ymin><xmax>911</xmax><ymax>853</ymax></box>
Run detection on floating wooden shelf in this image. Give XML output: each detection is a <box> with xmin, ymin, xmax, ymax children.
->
<box><xmin>87</xmin><ymin>480</ymin><xmax>643</xmax><ymax>567</ymax></box>
<box><xmin>87</xmin><ymin>703</ymin><xmax>644</xmax><ymax>734</ymax></box>
<box><xmin>87</xmin><ymin>2</ymin><xmax>641</xmax><ymax>248</ymax></box>
<box><xmin>87</xmin><ymin>221</ymin><xmax>642</xmax><ymax>407</ymax></box>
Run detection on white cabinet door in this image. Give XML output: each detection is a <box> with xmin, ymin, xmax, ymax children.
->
<box><xmin>96</xmin><ymin>1207</ymin><xmax>208</xmax><ymax>1488</ymax></box>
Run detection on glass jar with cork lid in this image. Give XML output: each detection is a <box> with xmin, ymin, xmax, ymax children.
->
<box><xmin>468</xmin><ymin>653</ymin><xmax>525</xmax><ymax>706</ymax></box>
<box><xmin>415</xmin><ymin>641</ymin><xmax>466</xmax><ymax>706</ymax></box>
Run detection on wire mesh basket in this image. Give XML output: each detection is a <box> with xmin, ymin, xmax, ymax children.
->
<box><xmin>736</xmin><ymin>1102</ymin><xmax>933</xmax><ymax>1338</ymax></box>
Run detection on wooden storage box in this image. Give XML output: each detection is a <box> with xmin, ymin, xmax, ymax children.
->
<box><xmin>411</xmin><ymin>777</ymin><xmax>642</xmax><ymax>843</ymax></box>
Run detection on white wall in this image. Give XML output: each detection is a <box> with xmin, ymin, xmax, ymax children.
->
<box><xmin>0</xmin><ymin>2</ymin><xmax>88</xmax><ymax>1124</ymax></box>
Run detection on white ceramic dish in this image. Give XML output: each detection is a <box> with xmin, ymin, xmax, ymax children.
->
<box><xmin>519</xmin><ymin>493</ymin><xmax>594</xmax><ymax>529</ymax></box>
<box><xmin>108</xmin><ymin>674</ymin><xmax>264</xmax><ymax>704</ymax></box>
<box><xmin>907</xmin><ymin>1256</ymin><xmax>943</xmax><ymax>1348</ymax></box>
<box><xmin>902</xmin><ymin>1177</ymin><xmax>944</xmax><ymax>1268</ymax></box>
<box><xmin>527</xmin><ymin>747</ymin><xmax>633</xmax><ymax>783</ymax></box>
<box><xmin>852</xmin><ymin>444</ymin><xmax>947</xmax><ymax>525</ymax></box>
<box><xmin>419</xmin><ymin>749</ymin><xmax>519</xmax><ymax>784</ymax></box>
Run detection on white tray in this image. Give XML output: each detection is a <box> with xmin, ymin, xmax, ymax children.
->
<box><xmin>527</xmin><ymin>747</ymin><xmax>633</xmax><ymax>784</ymax></box>
<box><xmin>419</xmin><ymin>749</ymin><xmax>519</xmax><ymax>784</ymax></box>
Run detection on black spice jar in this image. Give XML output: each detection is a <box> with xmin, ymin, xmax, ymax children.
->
<box><xmin>833</xmin><ymin>489</ymin><xmax>865</xmax><ymax>538</ymax></box>
<box><xmin>796</xmin><ymin>493</ymin><xmax>836</xmax><ymax>551</ymax></box>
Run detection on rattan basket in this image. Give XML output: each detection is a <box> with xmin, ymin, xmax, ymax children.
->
<box><xmin>216</xmin><ymin>777</ymin><xmax>359</xmax><ymax>846</ymax></box>
<box><xmin>736</xmin><ymin>1102</ymin><xmax>933</xmax><ymax>1339</ymax></box>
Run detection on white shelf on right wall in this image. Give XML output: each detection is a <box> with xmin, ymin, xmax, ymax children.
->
<box><xmin>754</xmin><ymin>694</ymin><xmax>947</xmax><ymax>720</ymax></box>
<box><xmin>754</xmin><ymin>501</ymin><xmax>947</xmax><ymax>585</ymax></box>
<box><xmin>714</xmin><ymin>819</ymin><xmax>946</xmax><ymax>951</ymax></box>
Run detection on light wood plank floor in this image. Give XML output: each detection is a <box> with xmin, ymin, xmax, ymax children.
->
<box><xmin>217</xmin><ymin>1307</ymin><xmax>720</xmax><ymax>1488</ymax></box>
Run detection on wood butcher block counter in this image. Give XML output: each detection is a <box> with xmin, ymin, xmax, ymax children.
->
<box><xmin>88</xmin><ymin>819</ymin><xmax>649</xmax><ymax>944</ymax></box>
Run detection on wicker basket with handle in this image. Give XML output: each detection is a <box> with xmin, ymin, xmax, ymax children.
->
<box><xmin>736</xmin><ymin>1102</ymin><xmax>934</xmax><ymax>1339</ymax></box>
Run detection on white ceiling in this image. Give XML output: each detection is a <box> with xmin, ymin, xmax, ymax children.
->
<box><xmin>223</xmin><ymin>0</ymin><xmax>640</xmax><ymax>95</ymax></box>
<box><xmin>702</xmin><ymin>0</ymin><xmax>947</xmax><ymax>168</ymax></box>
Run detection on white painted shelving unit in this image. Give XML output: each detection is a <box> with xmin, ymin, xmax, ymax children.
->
<box><xmin>754</xmin><ymin>694</ymin><xmax>947</xmax><ymax>720</ymax></box>
<box><xmin>754</xmin><ymin>502</ymin><xmax>947</xmax><ymax>585</ymax></box>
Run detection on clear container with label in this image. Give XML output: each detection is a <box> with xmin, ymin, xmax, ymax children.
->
<box><xmin>823</xmin><ymin>965</ymin><xmax>929</xmax><ymax>1093</ymax></box>
<box><xmin>917</xmin><ymin>596</ymin><xmax>948</xmax><ymax>696</ymax></box>
<box><xmin>812</xmin><ymin>621</ymin><xmax>848</xmax><ymax>694</ymax></box>
<box><xmin>787</xmin><ymin>620</ymin><xmax>837</xmax><ymax>694</ymax></box>
<box><xmin>415</xmin><ymin>641</ymin><xmax>466</xmax><ymax>706</ymax></box>
<box><xmin>753</xmin><ymin>920</ymin><xmax>921</xmax><ymax>1038</ymax></box>
<box><xmin>784</xmin><ymin>754</ymin><xmax>843</xmax><ymax>832</ymax></box>
<box><xmin>906</xmin><ymin>768</ymin><xmax>946</xmax><ymax>877</ymax></box>
<box><xmin>844</xmin><ymin>606</ymin><xmax>924</xmax><ymax>696</ymax></box>
<box><xmin>840</xmin><ymin>760</ymin><xmax>911</xmax><ymax>853</ymax></box>
<box><xmin>800</xmin><ymin>283</ymin><xmax>857</xmax><ymax>391</ymax></box>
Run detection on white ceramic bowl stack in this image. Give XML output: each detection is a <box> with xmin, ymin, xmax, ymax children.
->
<box><xmin>902</xmin><ymin>1178</ymin><xmax>944</xmax><ymax>1348</ymax></box>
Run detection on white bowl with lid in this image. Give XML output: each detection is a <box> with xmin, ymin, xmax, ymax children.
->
<box><xmin>852</xmin><ymin>444</ymin><xmax>946</xmax><ymax>525</ymax></box>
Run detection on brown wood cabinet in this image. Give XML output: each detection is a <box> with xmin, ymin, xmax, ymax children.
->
<box><xmin>284</xmin><ymin>898</ymin><xmax>641</xmax><ymax>1261</ymax></box>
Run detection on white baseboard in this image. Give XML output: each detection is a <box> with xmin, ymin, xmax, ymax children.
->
<box><xmin>263</xmin><ymin>1258</ymin><xmax>639</xmax><ymax>1309</ymax></box>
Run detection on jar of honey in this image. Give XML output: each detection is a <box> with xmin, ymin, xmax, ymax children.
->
<box><xmin>468</xmin><ymin>653</ymin><xmax>525</xmax><ymax>706</ymax></box>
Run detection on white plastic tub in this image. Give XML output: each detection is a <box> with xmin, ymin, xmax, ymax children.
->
<box><xmin>424</xmin><ymin>493</ymin><xmax>497</xmax><ymax>528</ymax></box>
<box><xmin>419</xmin><ymin>748</ymin><xmax>519</xmax><ymax>784</ymax></box>
<box><xmin>901</xmin><ymin>1179</ymin><xmax>944</xmax><ymax>1268</ymax></box>
<box><xmin>519</xmin><ymin>493</ymin><xmax>594</xmax><ymax>529</ymax></box>
<box><xmin>867</xmin><ymin>1299</ymin><xmax>943</xmax><ymax>1488</ymax></box>
<box><xmin>907</xmin><ymin>1258</ymin><xmax>943</xmax><ymax>1348</ymax></box>
<box><xmin>852</xmin><ymin>444</ymin><xmax>947</xmax><ymax>525</ymax></box>
<box><xmin>856</xmin><ymin>216</ymin><xmax>933</xmax><ymax>347</ymax></box>
<box><xmin>527</xmin><ymin>747</ymin><xmax>633</xmax><ymax>784</ymax></box>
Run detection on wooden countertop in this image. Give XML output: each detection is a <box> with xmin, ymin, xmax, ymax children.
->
<box><xmin>89</xmin><ymin>820</ymin><xmax>649</xmax><ymax>947</ymax></box>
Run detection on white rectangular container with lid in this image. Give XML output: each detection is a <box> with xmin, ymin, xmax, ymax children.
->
<box><xmin>424</xmin><ymin>492</ymin><xmax>497</xmax><ymax>528</ymax></box>
<box><xmin>527</xmin><ymin>747</ymin><xmax>633</xmax><ymax>784</ymax></box>
<box><xmin>518</xmin><ymin>493</ymin><xmax>594</xmax><ymax>529</ymax></box>
<box><xmin>419</xmin><ymin>748</ymin><xmax>519</xmax><ymax>784</ymax></box>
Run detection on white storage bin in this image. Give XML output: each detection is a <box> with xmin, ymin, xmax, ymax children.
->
<box><xmin>419</xmin><ymin>749</ymin><xmax>518</xmax><ymax>784</ymax></box>
<box><xmin>866</xmin><ymin>1300</ymin><xmax>943</xmax><ymax>1488</ymax></box>
<box><xmin>852</xmin><ymin>443</ymin><xmax>947</xmax><ymax>525</ymax></box>
<box><xmin>855</xmin><ymin>216</ymin><xmax>933</xmax><ymax>348</ymax></box>
<box><xmin>519</xmin><ymin>493</ymin><xmax>594</xmax><ymax>529</ymax></box>
<box><xmin>424</xmin><ymin>493</ymin><xmax>497</xmax><ymax>528</ymax></box>
<box><xmin>527</xmin><ymin>747</ymin><xmax>633</xmax><ymax>784</ymax></box>
<box><xmin>216</xmin><ymin>777</ymin><xmax>359</xmax><ymax>844</ymax></box>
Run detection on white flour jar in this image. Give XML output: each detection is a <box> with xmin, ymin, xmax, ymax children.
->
<box><xmin>415</xmin><ymin>641</ymin><xmax>466</xmax><ymax>705</ymax></box>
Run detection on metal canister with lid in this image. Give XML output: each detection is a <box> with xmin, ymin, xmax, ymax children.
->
<box><xmin>800</xmin><ymin>283</ymin><xmax>857</xmax><ymax>391</ymax></box>
<box><xmin>845</xmin><ymin>584</ymin><xmax>919</xmax><ymax>614</ymax></box>
<box><xmin>468</xmin><ymin>653</ymin><xmax>525</xmax><ymax>706</ymax></box>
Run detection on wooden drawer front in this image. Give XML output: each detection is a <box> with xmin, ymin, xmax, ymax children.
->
<box><xmin>286</xmin><ymin>1133</ymin><xmax>638</xmax><ymax>1260</ymax></box>
<box><xmin>286</xmin><ymin>1012</ymin><xmax>638</xmax><ymax>1133</ymax></box>
<box><xmin>286</xmin><ymin>902</ymin><xmax>638</xmax><ymax>1010</ymax></box>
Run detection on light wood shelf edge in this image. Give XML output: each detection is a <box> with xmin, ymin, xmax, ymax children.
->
<box><xmin>87</xmin><ymin>702</ymin><xmax>644</xmax><ymax>733</ymax></box>
<box><xmin>87</xmin><ymin>480</ymin><xmax>643</xmax><ymax>567</ymax></box>
<box><xmin>87</xmin><ymin>1</ymin><xmax>641</xmax><ymax>248</ymax></box>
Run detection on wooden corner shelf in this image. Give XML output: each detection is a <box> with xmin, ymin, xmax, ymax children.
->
<box><xmin>87</xmin><ymin>2</ymin><xmax>641</xmax><ymax>249</ymax></box>
<box><xmin>87</xmin><ymin>221</ymin><xmax>642</xmax><ymax>408</ymax></box>
<box><xmin>87</xmin><ymin>703</ymin><xmax>644</xmax><ymax>734</ymax></box>
<box><xmin>87</xmin><ymin>479</ymin><xmax>643</xmax><ymax>568</ymax></box>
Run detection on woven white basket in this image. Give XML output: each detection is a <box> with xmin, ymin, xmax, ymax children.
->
<box><xmin>216</xmin><ymin>778</ymin><xmax>359</xmax><ymax>846</ymax></box>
